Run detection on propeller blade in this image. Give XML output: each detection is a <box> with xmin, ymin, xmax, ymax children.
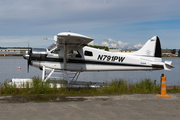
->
<box><xmin>27</xmin><ymin>61</ymin><xmax>29</xmax><ymax>73</ymax></box>
<box><xmin>28</xmin><ymin>40</ymin><xmax>30</xmax><ymax>54</ymax></box>
<box><xmin>27</xmin><ymin>41</ymin><xmax>30</xmax><ymax>73</ymax></box>
<box><xmin>27</xmin><ymin>59</ymin><xmax>30</xmax><ymax>73</ymax></box>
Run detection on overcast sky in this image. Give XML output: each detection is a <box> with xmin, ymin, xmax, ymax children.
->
<box><xmin>0</xmin><ymin>0</ymin><xmax>180</xmax><ymax>49</ymax></box>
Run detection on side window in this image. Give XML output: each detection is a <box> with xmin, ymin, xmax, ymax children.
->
<box><xmin>84</xmin><ymin>51</ymin><xmax>93</xmax><ymax>56</ymax></box>
<box><xmin>68</xmin><ymin>50</ymin><xmax>82</xmax><ymax>58</ymax></box>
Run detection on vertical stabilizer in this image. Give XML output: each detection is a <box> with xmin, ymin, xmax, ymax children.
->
<box><xmin>132</xmin><ymin>36</ymin><xmax>162</xmax><ymax>57</ymax></box>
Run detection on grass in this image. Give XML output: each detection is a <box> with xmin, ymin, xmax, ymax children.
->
<box><xmin>0</xmin><ymin>77</ymin><xmax>179</xmax><ymax>96</ymax></box>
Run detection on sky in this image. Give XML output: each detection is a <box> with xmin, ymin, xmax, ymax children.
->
<box><xmin>0</xmin><ymin>0</ymin><xmax>180</xmax><ymax>49</ymax></box>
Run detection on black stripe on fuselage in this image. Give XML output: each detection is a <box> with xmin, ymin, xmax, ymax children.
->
<box><xmin>30</xmin><ymin>57</ymin><xmax>163</xmax><ymax>69</ymax></box>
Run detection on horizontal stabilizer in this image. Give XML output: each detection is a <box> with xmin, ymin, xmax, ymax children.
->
<box><xmin>164</xmin><ymin>61</ymin><xmax>174</xmax><ymax>71</ymax></box>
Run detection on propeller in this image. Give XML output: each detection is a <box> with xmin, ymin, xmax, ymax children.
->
<box><xmin>27</xmin><ymin>41</ymin><xmax>31</xmax><ymax>73</ymax></box>
<box><xmin>27</xmin><ymin>42</ymin><xmax>30</xmax><ymax>72</ymax></box>
<box><xmin>27</xmin><ymin>59</ymin><xmax>30</xmax><ymax>73</ymax></box>
<box><xmin>23</xmin><ymin>41</ymin><xmax>31</xmax><ymax>73</ymax></box>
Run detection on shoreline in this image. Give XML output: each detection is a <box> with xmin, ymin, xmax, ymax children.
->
<box><xmin>167</xmin><ymin>86</ymin><xmax>180</xmax><ymax>89</ymax></box>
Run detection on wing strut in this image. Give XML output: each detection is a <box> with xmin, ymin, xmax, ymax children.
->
<box><xmin>63</xmin><ymin>38</ymin><xmax>69</xmax><ymax>82</ymax></box>
<box><xmin>63</xmin><ymin>43</ymin><xmax>67</xmax><ymax>70</ymax></box>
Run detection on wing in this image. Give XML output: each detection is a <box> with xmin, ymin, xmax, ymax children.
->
<box><xmin>54</xmin><ymin>32</ymin><xmax>93</xmax><ymax>46</ymax></box>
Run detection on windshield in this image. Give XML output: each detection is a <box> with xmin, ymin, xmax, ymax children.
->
<box><xmin>47</xmin><ymin>43</ymin><xmax>56</xmax><ymax>51</ymax></box>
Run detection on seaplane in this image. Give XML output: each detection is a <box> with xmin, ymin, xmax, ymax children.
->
<box><xmin>23</xmin><ymin>32</ymin><xmax>174</xmax><ymax>84</ymax></box>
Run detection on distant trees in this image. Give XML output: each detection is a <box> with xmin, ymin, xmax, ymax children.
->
<box><xmin>178</xmin><ymin>49</ymin><xmax>180</xmax><ymax>57</ymax></box>
<box><xmin>88</xmin><ymin>45</ymin><xmax>109</xmax><ymax>51</ymax></box>
<box><xmin>171</xmin><ymin>49</ymin><xmax>176</xmax><ymax>54</ymax></box>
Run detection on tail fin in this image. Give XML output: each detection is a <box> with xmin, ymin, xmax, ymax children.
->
<box><xmin>133</xmin><ymin>36</ymin><xmax>161</xmax><ymax>57</ymax></box>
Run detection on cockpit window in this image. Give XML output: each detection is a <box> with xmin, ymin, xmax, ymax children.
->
<box><xmin>84</xmin><ymin>51</ymin><xmax>93</xmax><ymax>56</ymax></box>
<box><xmin>51</xmin><ymin>47</ymin><xmax>61</xmax><ymax>54</ymax></box>
<box><xmin>68</xmin><ymin>50</ymin><xmax>82</xmax><ymax>58</ymax></box>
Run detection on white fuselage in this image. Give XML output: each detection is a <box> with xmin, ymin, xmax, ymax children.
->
<box><xmin>23</xmin><ymin>32</ymin><xmax>173</xmax><ymax>81</ymax></box>
<box><xmin>31</xmin><ymin>46</ymin><xmax>163</xmax><ymax>72</ymax></box>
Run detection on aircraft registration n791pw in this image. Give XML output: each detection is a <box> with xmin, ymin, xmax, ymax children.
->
<box><xmin>23</xmin><ymin>32</ymin><xmax>174</xmax><ymax>82</ymax></box>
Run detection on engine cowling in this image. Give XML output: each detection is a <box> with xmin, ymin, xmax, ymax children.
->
<box><xmin>30</xmin><ymin>48</ymin><xmax>48</xmax><ymax>61</ymax></box>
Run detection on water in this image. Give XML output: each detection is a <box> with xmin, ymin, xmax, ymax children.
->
<box><xmin>0</xmin><ymin>56</ymin><xmax>41</xmax><ymax>82</ymax></box>
<box><xmin>0</xmin><ymin>56</ymin><xmax>179</xmax><ymax>86</ymax></box>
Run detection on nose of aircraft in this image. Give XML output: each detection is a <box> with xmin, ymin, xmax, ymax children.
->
<box><xmin>23</xmin><ymin>53</ymin><xmax>29</xmax><ymax>60</ymax></box>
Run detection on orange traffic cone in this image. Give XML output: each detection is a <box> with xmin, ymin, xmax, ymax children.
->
<box><xmin>156</xmin><ymin>74</ymin><xmax>170</xmax><ymax>97</ymax></box>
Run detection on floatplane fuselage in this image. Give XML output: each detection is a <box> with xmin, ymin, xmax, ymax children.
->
<box><xmin>23</xmin><ymin>32</ymin><xmax>174</xmax><ymax>81</ymax></box>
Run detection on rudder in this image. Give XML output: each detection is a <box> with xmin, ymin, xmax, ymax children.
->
<box><xmin>154</xmin><ymin>36</ymin><xmax>161</xmax><ymax>57</ymax></box>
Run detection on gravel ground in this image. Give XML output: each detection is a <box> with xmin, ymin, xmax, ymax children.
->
<box><xmin>0</xmin><ymin>93</ymin><xmax>180</xmax><ymax>120</ymax></box>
